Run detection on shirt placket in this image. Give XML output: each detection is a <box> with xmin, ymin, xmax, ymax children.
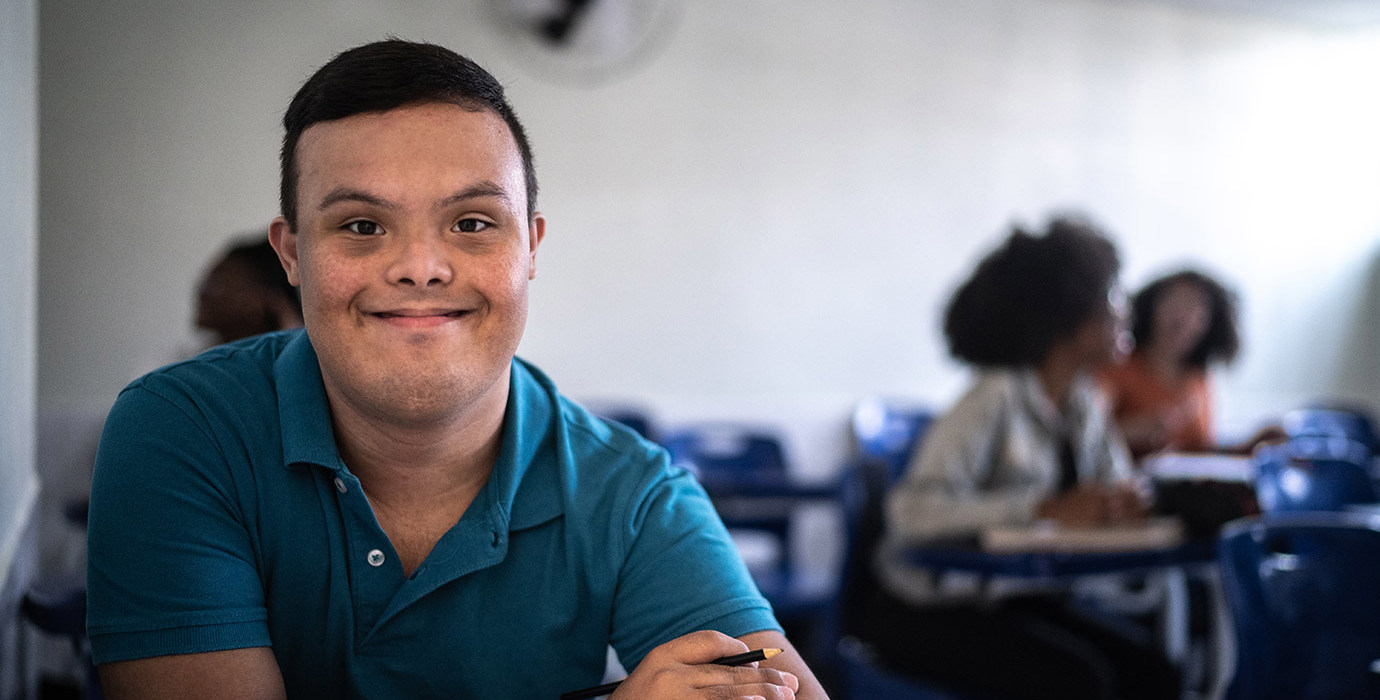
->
<box><xmin>329</xmin><ymin>469</ymin><xmax>405</xmax><ymax>648</ymax></box>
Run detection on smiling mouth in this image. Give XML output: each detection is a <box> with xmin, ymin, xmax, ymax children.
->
<box><xmin>372</xmin><ymin>311</ymin><xmax>466</xmax><ymax>319</ymax></box>
<box><xmin>369</xmin><ymin>310</ymin><xmax>471</xmax><ymax>328</ymax></box>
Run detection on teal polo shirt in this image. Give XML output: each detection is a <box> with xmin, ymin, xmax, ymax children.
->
<box><xmin>88</xmin><ymin>330</ymin><xmax>779</xmax><ymax>698</ymax></box>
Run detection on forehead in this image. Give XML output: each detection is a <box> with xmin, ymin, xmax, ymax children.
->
<box><xmin>294</xmin><ymin>102</ymin><xmax>524</xmax><ymax>204</ymax></box>
<box><xmin>1160</xmin><ymin>280</ymin><xmax>1210</xmax><ymax>307</ymax></box>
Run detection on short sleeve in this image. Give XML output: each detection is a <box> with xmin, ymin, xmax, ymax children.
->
<box><xmin>87</xmin><ymin>381</ymin><xmax>271</xmax><ymax>664</ymax></box>
<box><xmin>608</xmin><ymin>468</ymin><xmax>779</xmax><ymax>669</ymax></box>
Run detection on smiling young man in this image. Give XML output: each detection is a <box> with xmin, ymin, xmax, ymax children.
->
<box><xmin>87</xmin><ymin>40</ymin><xmax>825</xmax><ymax>699</ymax></box>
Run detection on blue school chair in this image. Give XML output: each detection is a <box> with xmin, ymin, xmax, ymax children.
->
<box><xmin>599</xmin><ymin>409</ymin><xmax>657</xmax><ymax>443</ymax></box>
<box><xmin>827</xmin><ymin>459</ymin><xmax>994</xmax><ymax>700</ymax></box>
<box><xmin>585</xmin><ymin>401</ymin><xmax>660</xmax><ymax>444</ymax></box>
<box><xmin>1282</xmin><ymin>406</ymin><xmax>1380</xmax><ymax>455</ymax></box>
<box><xmin>1253</xmin><ymin>440</ymin><xmax>1377</xmax><ymax>513</ymax></box>
<box><xmin>661</xmin><ymin>424</ymin><xmax>834</xmax><ymax>619</ymax></box>
<box><xmin>1218</xmin><ymin>511</ymin><xmax>1380</xmax><ymax>699</ymax></box>
<box><xmin>850</xmin><ymin>397</ymin><xmax>934</xmax><ymax>482</ymax></box>
<box><xmin>22</xmin><ymin>498</ymin><xmax>103</xmax><ymax>699</ymax></box>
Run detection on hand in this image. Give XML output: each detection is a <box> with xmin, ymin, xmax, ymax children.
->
<box><xmin>1037</xmin><ymin>483</ymin><xmax>1149</xmax><ymax>527</ymax></box>
<box><xmin>1118</xmin><ymin>411</ymin><xmax>1180</xmax><ymax>454</ymax></box>
<box><xmin>1102</xmin><ymin>482</ymin><xmax>1151</xmax><ymax>524</ymax></box>
<box><xmin>612</xmin><ymin>630</ymin><xmax>800</xmax><ymax>700</ymax></box>
<box><xmin>1036</xmin><ymin>486</ymin><xmax>1112</xmax><ymax>527</ymax></box>
<box><xmin>1245</xmin><ymin>424</ymin><xmax>1288</xmax><ymax>451</ymax></box>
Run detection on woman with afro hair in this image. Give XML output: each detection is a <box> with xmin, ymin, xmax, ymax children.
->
<box><xmin>865</xmin><ymin>215</ymin><xmax>1179</xmax><ymax>700</ymax></box>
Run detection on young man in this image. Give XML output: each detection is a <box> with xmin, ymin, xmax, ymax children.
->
<box><xmin>88</xmin><ymin>39</ymin><xmax>825</xmax><ymax>699</ymax></box>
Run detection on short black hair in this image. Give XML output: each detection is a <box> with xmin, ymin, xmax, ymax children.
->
<box><xmin>1130</xmin><ymin>269</ymin><xmax>1239</xmax><ymax>369</ymax></box>
<box><xmin>222</xmin><ymin>236</ymin><xmax>302</xmax><ymax>317</ymax></box>
<box><xmin>944</xmin><ymin>215</ymin><xmax>1121</xmax><ymax>367</ymax></box>
<box><xmin>279</xmin><ymin>39</ymin><xmax>537</xmax><ymax>229</ymax></box>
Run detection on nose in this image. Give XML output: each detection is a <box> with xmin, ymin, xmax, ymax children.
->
<box><xmin>386</xmin><ymin>233</ymin><xmax>453</xmax><ymax>287</ymax></box>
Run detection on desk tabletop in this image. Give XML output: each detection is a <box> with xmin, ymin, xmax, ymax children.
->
<box><xmin>904</xmin><ymin>538</ymin><xmax>1217</xmax><ymax>579</ymax></box>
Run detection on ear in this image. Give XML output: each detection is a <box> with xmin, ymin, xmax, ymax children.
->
<box><xmin>527</xmin><ymin>212</ymin><xmax>546</xmax><ymax>281</ymax></box>
<box><xmin>268</xmin><ymin>216</ymin><xmax>302</xmax><ymax>286</ymax></box>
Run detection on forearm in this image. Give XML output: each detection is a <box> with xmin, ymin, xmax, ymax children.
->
<box><xmin>738</xmin><ymin>630</ymin><xmax>829</xmax><ymax>699</ymax></box>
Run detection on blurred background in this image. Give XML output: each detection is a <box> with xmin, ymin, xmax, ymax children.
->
<box><xmin>4</xmin><ymin>0</ymin><xmax>1379</xmax><ymax>696</ymax></box>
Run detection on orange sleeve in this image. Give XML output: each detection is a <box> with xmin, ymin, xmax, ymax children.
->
<box><xmin>1176</xmin><ymin>371</ymin><xmax>1214</xmax><ymax>452</ymax></box>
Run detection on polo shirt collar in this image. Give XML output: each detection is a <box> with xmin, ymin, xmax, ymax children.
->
<box><xmin>273</xmin><ymin>331</ymin><xmax>562</xmax><ymax>530</ymax></box>
<box><xmin>276</xmin><ymin>330</ymin><xmax>345</xmax><ymax>471</ymax></box>
<box><xmin>492</xmin><ymin>358</ymin><xmax>564</xmax><ymax>531</ymax></box>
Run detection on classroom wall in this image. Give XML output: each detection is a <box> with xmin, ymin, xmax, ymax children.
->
<box><xmin>38</xmin><ymin>0</ymin><xmax>1380</xmax><ymax>479</ymax></box>
<box><xmin>2</xmin><ymin>0</ymin><xmax>41</xmax><ymax>692</ymax></box>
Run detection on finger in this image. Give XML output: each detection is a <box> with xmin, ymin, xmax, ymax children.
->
<box><xmin>708</xmin><ymin>683</ymin><xmax>795</xmax><ymax>700</ymax></box>
<box><xmin>645</xmin><ymin>629</ymin><xmax>749</xmax><ymax>667</ymax></box>
<box><xmin>695</xmin><ymin>664</ymin><xmax>798</xmax><ymax>690</ymax></box>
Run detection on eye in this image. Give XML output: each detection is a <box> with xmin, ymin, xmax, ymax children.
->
<box><xmin>454</xmin><ymin>218</ymin><xmax>492</xmax><ymax>234</ymax></box>
<box><xmin>344</xmin><ymin>220</ymin><xmax>382</xmax><ymax>236</ymax></box>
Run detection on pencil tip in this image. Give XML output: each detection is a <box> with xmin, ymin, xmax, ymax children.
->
<box><xmin>763</xmin><ymin>648</ymin><xmax>783</xmax><ymax>658</ymax></box>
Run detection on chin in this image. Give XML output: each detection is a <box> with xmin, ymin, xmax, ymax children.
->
<box><xmin>371</xmin><ymin>366</ymin><xmax>506</xmax><ymax>423</ymax></box>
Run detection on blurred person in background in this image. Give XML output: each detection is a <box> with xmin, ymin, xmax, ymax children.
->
<box><xmin>868</xmin><ymin>215</ymin><xmax>1178</xmax><ymax>700</ymax></box>
<box><xmin>195</xmin><ymin>235</ymin><xmax>303</xmax><ymax>346</ymax></box>
<box><xmin>1101</xmin><ymin>269</ymin><xmax>1279</xmax><ymax>461</ymax></box>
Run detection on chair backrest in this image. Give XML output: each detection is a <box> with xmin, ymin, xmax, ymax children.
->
<box><xmin>1283</xmin><ymin>406</ymin><xmax>1380</xmax><ymax>454</ymax></box>
<box><xmin>851</xmin><ymin>397</ymin><xmax>934</xmax><ymax>482</ymax></box>
<box><xmin>1219</xmin><ymin>512</ymin><xmax>1380</xmax><ymax>699</ymax></box>
<box><xmin>662</xmin><ymin>424</ymin><xmax>794</xmax><ymax>543</ymax></box>
<box><xmin>1253</xmin><ymin>440</ymin><xmax>1378</xmax><ymax>513</ymax></box>
<box><xmin>834</xmin><ymin>459</ymin><xmax>894</xmax><ymax>640</ymax></box>
<box><xmin>663</xmin><ymin>425</ymin><xmax>789</xmax><ymax>489</ymax></box>
<box><xmin>585</xmin><ymin>401</ymin><xmax>660</xmax><ymax>443</ymax></box>
<box><xmin>601</xmin><ymin>411</ymin><xmax>656</xmax><ymax>443</ymax></box>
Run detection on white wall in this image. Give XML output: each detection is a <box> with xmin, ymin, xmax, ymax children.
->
<box><xmin>3</xmin><ymin>0</ymin><xmax>40</xmax><ymax>575</ymax></box>
<box><xmin>2</xmin><ymin>0</ymin><xmax>41</xmax><ymax>692</ymax></box>
<box><xmin>39</xmin><ymin>0</ymin><xmax>1380</xmax><ymax>480</ymax></box>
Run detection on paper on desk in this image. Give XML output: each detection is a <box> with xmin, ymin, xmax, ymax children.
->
<box><xmin>1142</xmin><ymin>452</ymin><xmax>1252</xmax><ymax>482</ymax></box>
<box><xmin>981</xmin><ymin>517</ymin><xmax>1185</xmax><ymax>554</ymax></box>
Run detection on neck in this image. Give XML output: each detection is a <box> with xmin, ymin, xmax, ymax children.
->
<box><xmin>327</xmin><ymin>372</ymin><xmax>510</xmax><ymax>507</ymax></box>
<box><xmin>1139</xmin><ymin>343</ymin><xmax>1185</xmax><ymax>380</ymax></box>
<box><xmin>1036</xmin><ymin>348</ymin><xmax>1083</xmax><ymax>408</ymax></box>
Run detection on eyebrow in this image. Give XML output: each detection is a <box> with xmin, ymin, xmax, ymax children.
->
<box><xmin>315</xmin><ymin>182</ymin><xmax>513</xmax><ymax>213</ymax></box>
<box><xmin>433</xmin><ymin>181</ymin><xmax>512</xmax><ymax>212</ymax></box>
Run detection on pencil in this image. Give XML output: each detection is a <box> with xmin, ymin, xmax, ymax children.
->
<box><xmin>559</xmin><ymin>648</ymin><xmax>783</xmax><ymax>700</ymax></box>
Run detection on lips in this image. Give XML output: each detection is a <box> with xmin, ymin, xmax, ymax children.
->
<box><xmin>368</xmin><ymin>308</ymin><xmax>471</xmax><ymax>328</ymax></box>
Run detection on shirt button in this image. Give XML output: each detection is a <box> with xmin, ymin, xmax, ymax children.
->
<box><xmin>367</xmin><ymin>549</ymin><xmax>385</xmax><ymax>567</ymax></box>
<box><xmin>333</xmin><ymin>477</ymin><xmax>347</xmax><ymax>494</ymax></box>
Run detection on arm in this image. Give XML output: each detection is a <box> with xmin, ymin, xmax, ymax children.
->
<box><xmin>88</xmin><ymin>383</ymin><xmax>276</xmax><ymax>687</ymax></box>
<box><xmin>99</xmin><ymin>648</ymin><xmax>285</xmax><ymax>700</ymax></box>
<box><xmin>886</xmin><ymin>379</ymin><xmax>1042</xmax><ymax>542</ymax></box>
<box><xmin>1044</xmin><ymin>381</ymin><xmax>1146</xmax><ymax>526</ymax></box>
<box><xmin>607</xmin><ymin>465</ymin><xmax>827</xmax><ymax>697</ymax></box>
<box><xmin>739</xmin><ymin>630</ymin><xmax>826</xmax><ymax>699</ymax></box>
<box><xmin>612</xmin><ymin>629</ymin><xmax>826</xmax><ymax>700</ymax></box>
<box><xmin>1116</xmin><ymin>411</ymin><xmax>1178</xmax><ymax>455</ymax></box>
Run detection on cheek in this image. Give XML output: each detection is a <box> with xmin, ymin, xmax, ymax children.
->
<box><xmin>296</xmin><ymin>257</ymin><xmax>358</xmax><ymax>321</ymax></box>
<box><xmin>484</xmin><ymin>257</ymin><xmax>532</xmax><ymax>302</ymax></box>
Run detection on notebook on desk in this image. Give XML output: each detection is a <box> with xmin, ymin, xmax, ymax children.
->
<box><xmin>1142</xmin><ymin>452</ymin><xmax>1253</xmax><ymax>482</ymax></box>
<box><xmin>981</xmin><ymin>517</ymin><xmax>1186</xmax><ymax>554</ymax></box>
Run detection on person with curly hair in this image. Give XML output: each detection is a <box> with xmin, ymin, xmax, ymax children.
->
<box><xmin>1101</xmin><ymin>269</ymin><xmax>1260</xmax><ymax>460</ymax></box>
<box><xmin>866</xmin><ymin>216</ymin><xmax>1179</xmax><ymax>700</ymax></box>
